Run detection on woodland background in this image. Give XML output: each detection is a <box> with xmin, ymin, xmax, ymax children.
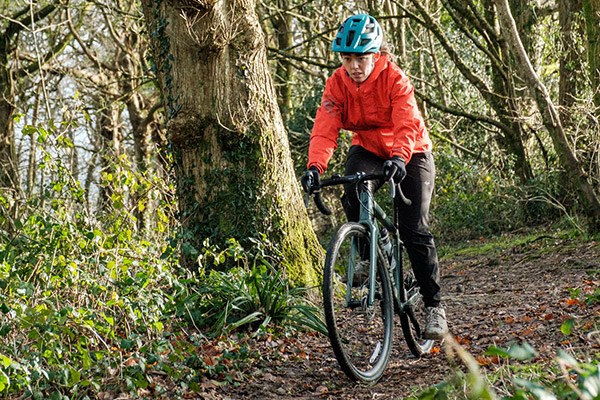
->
<box><xmin>0</xmin><ymin>0</ymin><xmax>598</xmax><ymax>398</ymax></box>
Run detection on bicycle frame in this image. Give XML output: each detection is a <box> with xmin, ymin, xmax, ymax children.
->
<box><xmin>305</xmin><ymin>171</ymin><xmax>415</xmax><ymax>313</ymax></box>
<box><xmin>351</xmin><ymin>178</ymin><xmax>423</xmax><ymax>318</ymax></box>
<box><xmin>353</xmin><ymin>187</ymin><xmax>399</xmax><ymax>308</ymax></box>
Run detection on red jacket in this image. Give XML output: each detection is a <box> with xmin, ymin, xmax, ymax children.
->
<box><xmin>307</xmin><ymin>55</ymin><xmax>431</xmax><ymax>173</ymax></box>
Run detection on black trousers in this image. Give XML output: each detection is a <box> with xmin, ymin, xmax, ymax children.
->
<box><xmin>342</xmin><ymin>145</ymin><xmax>441</xmax><ymax>307</ymax></box>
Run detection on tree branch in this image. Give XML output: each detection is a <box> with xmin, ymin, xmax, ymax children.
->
<box><xmin>415</xmin><ymin>88</ymin><xmax>511</xmax><ymax>132</ymax></box>
<box><xmin>18</xmin><ymin>32</ymin><xmax>74</xmax><ymax>77</ymax></box>
<box><xmin>441</xmin><ymin>0</ymin><xmax>505</xmax><ymax>74</ymax></box>
<box><xmin>66</xmin><ymin>4</ymin><xmax>116</xmax><ymax>72</ymax></box>
<box><xmin>5</xmin><ymin>4</ymin><xmax>56</xmax><ymax>37</ymax></box>
<box><xmin>407</xmin><ymin>0</ymin><xmax>498</xmax><ymax>107</ymax></box>
<box><xmin>267</xmin><ymin>46</ymin><xmax>336</xmax><ymax>70</ymax></box>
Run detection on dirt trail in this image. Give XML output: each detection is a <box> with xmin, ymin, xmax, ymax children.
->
<box><xmin>211</xmin><ymin>237</ymin><xmax>599</xmax><ymax>399</ymax></box>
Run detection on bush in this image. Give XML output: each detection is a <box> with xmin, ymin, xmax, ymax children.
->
<box><xmin>432</xmin><ymin>149</ymin><xmax>572</xmax><ymax>243</ymax></box>
<box><xmin>0</xmin><ymin>196</ymin><xmax>177</xmax><ymax>397</ymax></box>
<box><xmin>179</xmin><ymin>264</ymin><xmax>326</xmax><ymax>335</ymax></box>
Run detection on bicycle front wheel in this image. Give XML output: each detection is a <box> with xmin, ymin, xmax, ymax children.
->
<box><xmin>323</xmin><ymin>222</ymin><xmax>394</xmax><ymax>383</ymax></box>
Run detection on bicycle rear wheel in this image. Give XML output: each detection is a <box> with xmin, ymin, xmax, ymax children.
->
<box><xmin>323</xmin><ymin>222</ymin><xmax>394</xmax><ymax>383</ymax></box>
<box><xmin>399</xmin><ymin>268</ymin><xmax>434</xmax><ymax>356</ymax></box>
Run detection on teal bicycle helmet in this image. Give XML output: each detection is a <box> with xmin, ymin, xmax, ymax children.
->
<box><xmin>332</xmin><ymin>14</ymin><xmax>383</xmax><ymax>54</ymax></box>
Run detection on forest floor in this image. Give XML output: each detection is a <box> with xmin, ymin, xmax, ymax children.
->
<box><xmin>198</xmin><ymin>234</ymin><xmax>600</xmax><ymax>399</ymax></box>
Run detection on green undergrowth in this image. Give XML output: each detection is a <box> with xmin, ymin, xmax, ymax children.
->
<box><xmin>175</xmin><ymin>263</ymin><xmax>327</xmax><ymax>336</ymax></box>
<box><xmin>438</xmin><ymin>227</ymin><xmax>596</xmax><ymax>260</ymax></box>
<box><xmin>0</xmin><ymin>195</ymin><xmax>325</xmax><ymax>399</ymax></box>
<box><xmin>411</xmin><ymin>340</ymin><xmax>599</xmax><ymax>400</ymax></box>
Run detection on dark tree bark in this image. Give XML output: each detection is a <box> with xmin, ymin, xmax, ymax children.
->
<box><xmin>0</xmin><ymin>4</ymin><xmax>57</xmax><ymax>194</ymax></box>
<box><xmin>269</xmin><ymin>1</ymin><xmax>294</xmax><ymax>125</ymax></box>
<box><xmin>583</xmin><ymin>0</ymin><xmax>600</xmax><ymax>114</ymax></box>
<box><xmin>558</xmin><ymin>0</ymin><xmax>585</xmax><ymax>128</ymax></box>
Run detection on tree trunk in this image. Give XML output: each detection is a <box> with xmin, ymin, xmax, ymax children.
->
<box><xmin>583</xmin><ymin>0</ymin><xmax>600</xmax><ymax>114</ymax></box>
<box><xmin>141</xmin><ymin>0</ymin><xmax>322</xmax><ymax>284</ymax></box>
<box><xmin>558</xmin><ymin>0</ymin><xmax>585</xmax><ymax>128</ymax></box>
<box><xmin>0</xmin><ymin>24</ymin><xmax>20</xmax><ymax>195</ymax></box>
<box><xmin>397</xmin><ymin>0</ymin><xmax>408</xmax><ymax>61</ymax></box>
<box><xmin>119</xmin><ymin>44</ymin><xmax>153</xmax><ymax>232</ymax></box>
<box><xmin>484</xmin><ymin>0</ymin><xmax>534</xmax><ymax>181</ymax></box>
<box><xmin>96</xmin><ymin>105</ymin><xmax>122</xmax><ymax>212</ymax></box>
<box><xmin>1</xmin><ymin>3</ymin><xmax>58</xmax><ymax>232</ymax></box>
<box><xmin>412</xmin><ymin>0</ymin><xmax>534</xmax><ymax>182</ymax></box>
<box><xmin>270</xmin><ymin>1</ymin><xmax>294</xmax><ymax>125</ymax></box>
<box><xmin>495</xmin><ymin>0</ymin><xmax>600</xmax><ymax>233</ymax></box>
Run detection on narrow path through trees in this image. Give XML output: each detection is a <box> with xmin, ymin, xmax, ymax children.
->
<box><xmin>212</xmin><ymin>236</ymin><xmax>599</xmax><ymax>399</ymax></box>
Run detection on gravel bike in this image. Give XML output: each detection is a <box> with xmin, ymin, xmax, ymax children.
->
<box><xmin>303</xmin><ymin>171</ymin><xmax>434</xmax><ymax>383</ymax></box>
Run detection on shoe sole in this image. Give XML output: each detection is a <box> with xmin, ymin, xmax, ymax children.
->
<box><xmin>422</xmin><ymin>330</ymin><xmax>448</xmax><ymax>341</ymax></box>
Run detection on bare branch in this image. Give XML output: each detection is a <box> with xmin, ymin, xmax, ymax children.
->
<box><xmin>4</xmin><ymin>4</ymin><xmax>56</xmax><ymax>37</ymax></box>
<box><xmin>415</xmin><ymin>88</ymin><xmax>510</xmax><ymax>133</ymax></box>
<box><xmin>267</xmin><ymin>46</ymin><xmax>336</xmax><ymax>70</ymax></box>
<box><xmin>441</xmin><ymin>0</ymin><xmax>505</xmax><ymax>74</ymax></box>
<box><xmin>406</xmin><ymin>0</ymin><xmax>498</xmax><ymax>106</ymax></box>
<box><xmin>66</xmin><ymin>4</ymin><xmax>116</xmax><ymax>71</ymax></box>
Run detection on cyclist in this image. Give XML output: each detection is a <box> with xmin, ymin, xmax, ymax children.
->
<box><xmin>301</xmin><ymin>13</ymin><xmax>448</xmax><ymax>340</ymax></box>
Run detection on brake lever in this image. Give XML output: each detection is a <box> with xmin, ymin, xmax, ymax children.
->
<box><xmin>389</xmin><ymin>177</ymin><xmax>396</xmax><ymax>199</ymax></box>
<box><xmin>302</xmin><ymin>171</ymin><xmax>313</xmax><ymax>208</ymax></box>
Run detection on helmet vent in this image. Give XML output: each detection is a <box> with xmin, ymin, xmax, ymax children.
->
<box><xmin>346</xmin><ymin>31</ymin><xmax>356</xmax><ymax>47</ymax></box>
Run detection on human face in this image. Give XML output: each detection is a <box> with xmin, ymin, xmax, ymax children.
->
<box><xmin>340</xmin><ymin>53</ymin><xmax>379</xmax><ymax>83</ymax></box>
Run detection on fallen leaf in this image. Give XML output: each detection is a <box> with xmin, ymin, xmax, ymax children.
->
<box><xmin>204</xmin><ymin>356</ymin><xmax>216</xmax><ymax>366</ymax></box>
<box><xmin>521</xmin><ymin>328</ymin><xmax>534</xmax><ymax>336</ymax></box>
<box><xmin>476</xmin><ymin>355</ymin><xmax>499</xmax><ymax>366</ymax></box>
<box><xmin>454</xmin><ymin>336</ymin><xmax>471</xmax><ymax>345</ymax></box>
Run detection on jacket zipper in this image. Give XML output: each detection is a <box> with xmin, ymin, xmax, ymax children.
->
<box><xmin>355</xmin><ymin>84</ymin><xmax>366</xmax><ymax>125</ymax></box>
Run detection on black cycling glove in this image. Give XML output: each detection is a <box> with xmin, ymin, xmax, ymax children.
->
<box><xmin>301</xmin><ymin>166</ymin><xmax>321</xmax><ymax>193</ymax></box>
<box><xmin>383</xmin><ymin>156</ymin><xmax>406</xmax><ymax>183</ymax></box>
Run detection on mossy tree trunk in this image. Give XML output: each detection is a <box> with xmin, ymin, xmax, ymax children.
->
<box><xmin>140</xmin><ymin>0</ymin><xmax>322</xmax><ymax>284</ymax></box>
<box><xmin>268</xmin><ymin>1</ymin><xmax>294</xmax><ymax>125</ymax></box>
